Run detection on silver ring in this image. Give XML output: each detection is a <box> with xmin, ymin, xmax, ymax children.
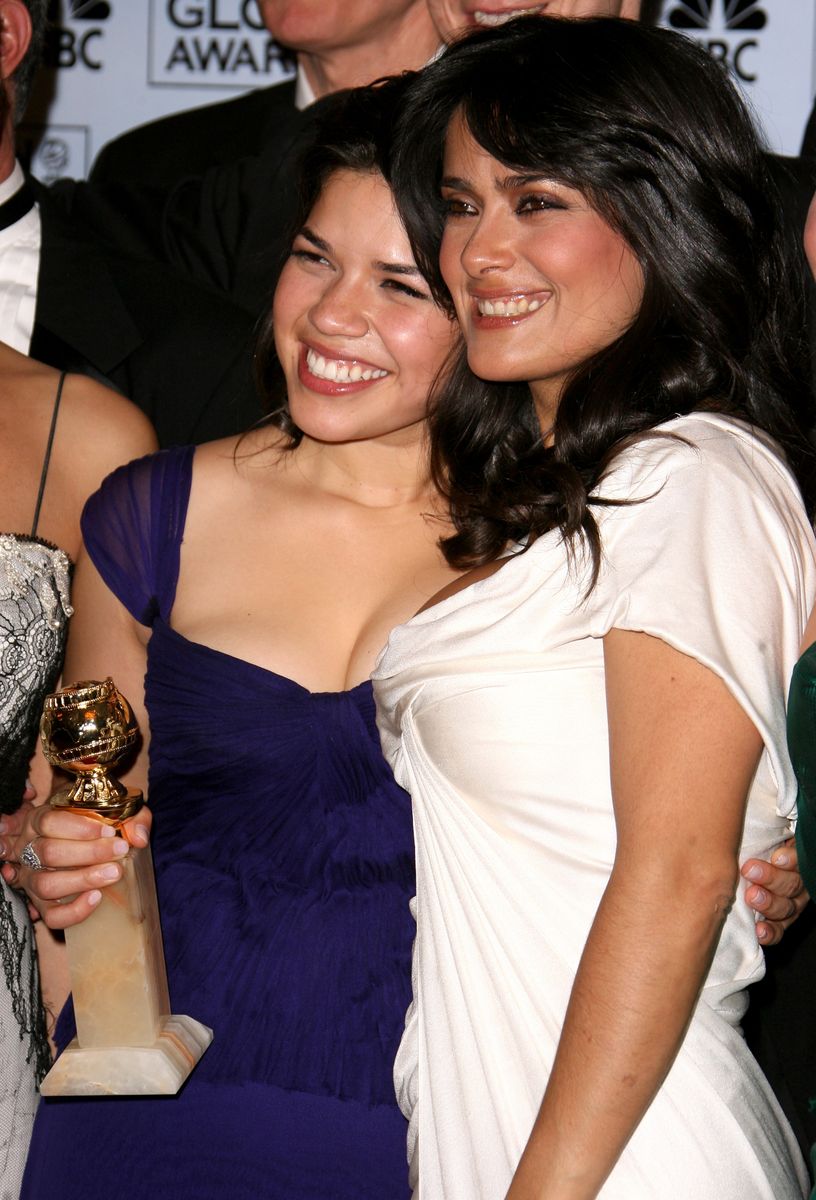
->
<box><xmin>20</xmin><ymin>840</ymin><xmax>44</xmax><ymax>871</ymax></box>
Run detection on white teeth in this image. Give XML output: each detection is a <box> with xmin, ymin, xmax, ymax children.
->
<box><xmin>477</xmin><ymin>296</ymin><xmax>542</xmax><ymax>317</ymax></box>
<box><xmin>305</xmin><ymin>348</ymin><xmax>387</xmax><ymax>382</ymax></box>
<box><xmin>474</xmin><ymin>6</ymin><xmax>543</xmax><ymax>26</ymax></box>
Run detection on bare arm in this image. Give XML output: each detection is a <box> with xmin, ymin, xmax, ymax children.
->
<box><xmin>0</xmin><ymin>545</ymin><xmax>151</xmax><ymax>929</ymax></box>
<box><xmin>506</xmin><ymin>629</ymin><xmax>761</xmax><ymax>1200</ymax></box>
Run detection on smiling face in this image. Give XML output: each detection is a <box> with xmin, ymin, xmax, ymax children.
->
<box><xmin>273</xmin><ymin>169</ymin><xmax>456</xmax><ymax>447</ymax></box>
<box><xmin>427</xmin><ymin>0</ymin><xmax>641</xmax><ymax>42</ymax></box>
<box><xmin>438</xmin><ymin>115</ymin><xmax>644</xmax><ymax>428</ymax></box>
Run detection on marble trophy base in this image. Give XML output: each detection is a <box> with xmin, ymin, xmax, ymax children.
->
<box><xmin>40</xmin><ymin>841</ymin><xmax>213</xmax><ymax>1096</ymax></box>
<box><xmin>40</xmin><ymin>1015</ymin><xmax>213</xmax><ymax>1096</ymax></box>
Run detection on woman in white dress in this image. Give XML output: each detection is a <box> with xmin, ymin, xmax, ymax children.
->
<box><xmin>373</xmin><ymin>17</ymin><xmax>816</xmax><ymax>1199</ymax></box>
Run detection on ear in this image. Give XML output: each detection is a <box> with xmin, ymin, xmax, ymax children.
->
<box><xmin>804</xmin><ymin>191</ymin><xmax>816</xmax><ymax>281</ymax></box>
<box><xmin>0</xmin><ymin>1</ymin><xmax>32</xmax><ymax>81</ymax></box>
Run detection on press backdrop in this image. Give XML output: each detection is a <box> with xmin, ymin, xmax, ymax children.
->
<box><xmin>17</xmin><ymin>0</ymin><xmax>816</xmax><ymax>183</ymax></box>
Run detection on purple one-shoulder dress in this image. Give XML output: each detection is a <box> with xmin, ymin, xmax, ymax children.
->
<box><xmin>21</xmin><ymin>447</ymin><xmax>413</xmax><ymax>1199</ymax></box>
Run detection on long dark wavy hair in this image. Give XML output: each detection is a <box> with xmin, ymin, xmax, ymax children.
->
<box><xmin>254</xmin><ymin>73</ymin><xmax>424</xmax><ymax>445</ymax></box>
<box><xmin>391</xmin><ymin>16</ymin><xmax>816</xmax><ymax>577</ymax></box>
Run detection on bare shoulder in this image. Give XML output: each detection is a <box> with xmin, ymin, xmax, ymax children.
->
<box><xmin>181</xmin><ymin>427</ymin><xmax>293</xmax><ymax>541</ymax></box>
<box><xmin>193</xmin><ymin>426</ymin><xmax>290</xmax><ymax>487</ymax></box>
<box><xmin>56</xmin><ymin>374</ymin><xmax>157</xmax><ymax>487</ymax></box>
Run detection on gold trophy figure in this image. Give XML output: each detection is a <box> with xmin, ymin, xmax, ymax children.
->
<box><xmin>38</xmin><ymin>678</ymin><xmax>212</xmax><ymax>1096</ymax></box>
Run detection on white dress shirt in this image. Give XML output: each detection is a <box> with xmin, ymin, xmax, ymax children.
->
<box><xmin>294</xmin><ymin>65</ymin><xmax>316</xmax><ymax>110</ymax></box>
<box><xmin>0</xmin><ymin>161</ymin><xmax>41</xmax><ymax>355</ymax></box>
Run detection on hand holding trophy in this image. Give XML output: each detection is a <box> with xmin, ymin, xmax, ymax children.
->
<box><xmin>38</xmin><ymin>677</ymin><xmax>212</xmax><ymax>1095</ymax></box>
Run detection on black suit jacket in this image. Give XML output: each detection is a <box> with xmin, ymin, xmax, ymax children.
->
<box><xmin>73</xmin><ymin>80</ymin><xmax>307</xmax><ymax>326</ymax></box>
<box><xmin>90</xmin><ymin>80</ymin><xmax>298</xmax><ymax>192</ymax></box>
<box><xmin>30</xmin><ymin>178</ymin><xmax>262</xmax><ymax>446</ymax></box>
<box><xmin>160</xmin><ymin>86</ymin><xmax>310</xmax><ymax>318</ymax></box>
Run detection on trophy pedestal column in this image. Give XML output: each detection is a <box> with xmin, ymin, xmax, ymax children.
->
<box><xmin>40</xmin><ymin>844</ymin><xmax>213</xmax><ymax>1097</ymax></box>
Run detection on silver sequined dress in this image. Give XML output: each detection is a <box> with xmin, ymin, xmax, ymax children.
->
<box><xmin>0</xmin><ymin>533</ymin><xmax>71</xmax><ymax>1200</ymax></box>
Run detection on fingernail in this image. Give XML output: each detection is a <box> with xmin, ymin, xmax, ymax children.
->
<box><xmin>745</xmin><ymin>865</ymin><xmax>764</xmax><ymax>882</ymax></box>
<box><xmin>133</xmin><ymin>825</ymin><xmax>149</xmax><ymax>847</ymax></box>
<box><xmin>112</xmin><ymin>840</ymin><xmax>130</xmax><ymax>857</ymax></box>
<box><xmin>99</xmin><ymin>825</ymin><xmax>116</xmax><ymax>838</ymax></box>
<box><xmin>87</xmin><ymin>890</ymin><xmax>102</xmax><ymax>906</ymax></box>
<box><xmin>0</xmin><ymin>842</ymin><xmax>6</xmax><ymax>860</ymax></box>
<box><xmin>773</xmin><ymin>852</ymin><xmax>790</xmax><ymax>867</ymax></box>
<box><xmin>96</xmin><ymin>864</ymin><xmax>121</xmax><ymax>881</ymax></box>
<box><xmin>753</xmin><ymin>888</ymin><xmax>768</xmax><ymax>906</ymax></box>
<box><xmin>0</xmin><ymin>818</ymin><xmax>8</xmax><ymax>835</ymax></box>
<box><xmin>757</xmin><ymin>924</ymin><xmax>769</xmax><ymax>942</ymax></box>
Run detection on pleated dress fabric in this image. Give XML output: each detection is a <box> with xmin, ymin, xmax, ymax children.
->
<box><xmin>372</xmin><ymin>414</ymin><xmax>815</xmax><ymax>1200</ymax></box>
<box><xmin>21</xmin><ymin>446</ymin><xmax>414</xmax><ymax>1200</ymax></box>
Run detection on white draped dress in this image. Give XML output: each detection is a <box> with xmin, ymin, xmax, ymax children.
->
<box><xmin>372</xmin><ymin>414</ymin><xmax>815</xmax><ymax>1199</ymax></box>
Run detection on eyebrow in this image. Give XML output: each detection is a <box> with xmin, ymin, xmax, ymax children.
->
<box><xmin>441</xmin><ymin>173</ymin><xmax>555</xmax><ymax>193</ymax></box>
<box><xmin>298</xmin><ymin>227</ymin><xmax>421</xmax><ymax>277</ymax></box>
<box><xmin>299</xmin><ymin>226</ymin><xmax>331</xmax><ymax>253</ymax></box>
<box><xmin>373</xmin><ymin>260</ymin><xmax>422</xmax><ymax>276</ymax></box>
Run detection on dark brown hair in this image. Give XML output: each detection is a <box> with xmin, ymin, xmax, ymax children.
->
<box><xmin>391</xmin><ymin>16</ymin><xmax>816</xmax><ymax>577</ymax></box>
<box><xmin>254</xmin><ymin>74</ymin><xmax>420</xmax><ymax>445</ymax></box>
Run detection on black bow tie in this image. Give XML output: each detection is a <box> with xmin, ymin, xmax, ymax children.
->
<box><xmin>0</xmin><ymin>182</ymin><xmax>35</xmax><ymax>232</ymax></box>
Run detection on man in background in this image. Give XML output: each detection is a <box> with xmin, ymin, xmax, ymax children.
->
<box><xmin>89</xmin><ymin>1</ymin><xmax>442</xmax><ymax>192</ymax></box>
<box><xmin>0</xmin><ymin>0</ymin><xmax>259</xmax><ymax>443</ymax></box>
<box><xmin>135</xmin><ymin>1</ymin><xmax>645</xmax><ymax>316</ymax></box>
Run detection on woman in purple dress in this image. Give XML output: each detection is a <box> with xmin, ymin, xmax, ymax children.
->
<box><xmin>12</xmin><ymin>81</ymin><xmax>461</xmax><ymax>1200</ymax></box>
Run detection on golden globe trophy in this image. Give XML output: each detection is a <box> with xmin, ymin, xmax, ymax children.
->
<box><xmin>38</xmin><ymin>678</ymin><xmax>212</xmax><ymax>1096</ymax></box>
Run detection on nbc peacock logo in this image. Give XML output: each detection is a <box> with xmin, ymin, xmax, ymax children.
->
<box><xmin>668</xmin><ymin>0</ymin><xmax>766</xmax><ymax>29</ymax></box>
<box><xmin>666</xmin><ymin>0</ymin><xmax>767</xmax><ymax>82</ymax></box>
<box><xmin>67</xmin><ymin>1</ymin><xmax>112</xmax><ymax>17</ymax></box>
<box><xmin>44</xmin><ymin>0</ymin><xmax>111</xmax><ymax>70</ymax></box>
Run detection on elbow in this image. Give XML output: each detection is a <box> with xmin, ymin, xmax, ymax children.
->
<box><xmin>674</xmin><ymin>856</ymin><xmax>741</xmax><ymax>933</ymax></box>
<box><xmin>613</xmin><ymin>850</ymin><xmax>740</xmax><ymax>935</ymax></box>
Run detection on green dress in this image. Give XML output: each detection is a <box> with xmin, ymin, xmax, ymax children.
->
<box><xmin>790</xmin><ymin>643</ymin><xmax>816</xmax><ymax>898</ymax></box>
<box><xmin>788</xmin><ymin>640</ymin><xmax>816</xmax><ymax>1197</ymax></box>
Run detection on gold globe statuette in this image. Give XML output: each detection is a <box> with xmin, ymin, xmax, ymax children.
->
<box><xmin>38</xmin><ymin>678</ymin><xmax>212</xmax><ymax>1096</ymax></box>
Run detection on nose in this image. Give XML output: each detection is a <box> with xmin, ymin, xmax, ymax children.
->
<box><xmin>459</xmin><ymin>207</ymin><xmax>515</xmax><ymax>278</ymax></box>
<box><xmin>308</xmin><ymin>274</ymin><xmax>369</xmax><ymax>339</ymax></box>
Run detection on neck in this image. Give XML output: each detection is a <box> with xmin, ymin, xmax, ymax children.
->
<box><xmin>291</xmin><ymin>430</ymin><xmax>436</xmax><ymax>509</ymax></box>
<box><xmin>0</xmin><ymin>116</ymin><xmax>16</xmax><ymax>184</ymax></box>
<box><xmin>298</xmin><ymin>5</ymin><xmax>440</xmax><ymax>98</ymax></box>
<box><xmin>530</xmin><ymin>381</ymin><xmax>560</xmax><ymax>446</ymax></box>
